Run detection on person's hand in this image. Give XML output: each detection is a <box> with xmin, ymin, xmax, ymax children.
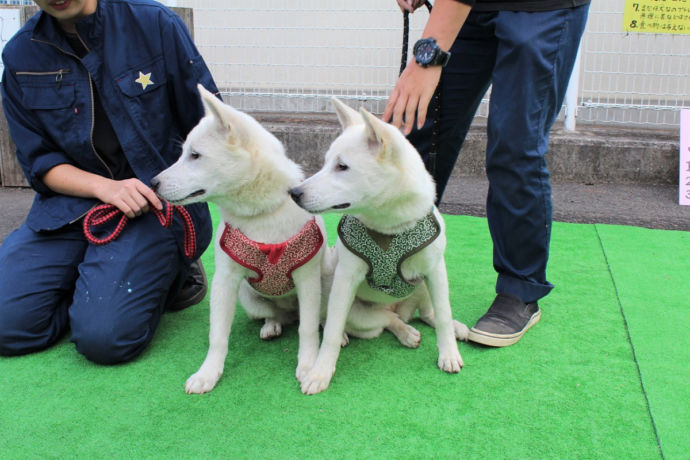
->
<box><xmin>383</xmin><ymin>61</ymin><xmax>442</xmax><ymax>135</ymax></box>
<box><xmin>97</xmin><ymin>178</ymin><xmax>163</xmax><ymax>218</ymax></box>
<box><xmin>397</xmin><ymin>0</ymin><xmax>427</xmax><ymax>12</ymax></box>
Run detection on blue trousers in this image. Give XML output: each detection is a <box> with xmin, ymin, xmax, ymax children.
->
<box><xmin>408</xmin><ymin>5</ymin><xmax>590</xmax><ymax>303</ymax></box>
<box><xmin>0</xmin><ymin>211</ymin><xmax>187</xmax><ymax>364</ymax></box>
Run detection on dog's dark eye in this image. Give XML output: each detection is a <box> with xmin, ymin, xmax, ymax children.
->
<box><xmin>190</xmin><ymin>151</ymin><xmax>201</xmax><ymax>160</ymax></box>
<box><xmin>336</xmin><ymin>163</ymin><xmax>349</xmax><ymax>171</ymax></box>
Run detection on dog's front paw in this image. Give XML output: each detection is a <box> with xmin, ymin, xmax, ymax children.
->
<box><xmin>295</xmin><ymin>362</ymin><xmax>311</xmax><ymax>383</ymax></box>
<box><xmin>185</xmin><ymin>367</ymin><xmax>223</xmax><ymax>394</ymax></box>
<box><xmin>260</xmin><ymin>319</ymin><xmax>282</xmax><ymax>340</ymax></box>
<box><xmin>437</xmin><ymin>348</ymin><xmax>464</xmax><ymax>374</ymax></box>
<box><xmin>300</xmin><ymin>365</ymin><xmax>335</xmax><ymax>395</ymax></box>
<box><xmin>453</xmin><ymin>320</ymin><xmax>470</xmax><ymax>342</ymax></box>
<box><xmin>296</xmin><ymin>349</ymin><xmax>318</xmax><ymax>383</ymax></box>
<box><xmin>397</xmin><ymin>323</ymin><xmax>421</xmax><ymax>348</ymax></box>
<box><xmin>341</xmin><ymin>332</ymin><xmax>350</xmax><ymax>347</ymax></box>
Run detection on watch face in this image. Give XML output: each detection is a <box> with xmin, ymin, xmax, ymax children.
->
<box><xmin>415</xmin><ymin>39</ymin><xmax>437</xmax><ymax>65</ymax></box>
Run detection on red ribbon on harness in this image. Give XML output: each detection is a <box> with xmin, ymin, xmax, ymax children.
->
<box><xmin>82</xmin><ymin>202</ymin><xmax>197</xmax><ymax>259</ymax></box>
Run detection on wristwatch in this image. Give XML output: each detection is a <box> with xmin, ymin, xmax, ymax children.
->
<box><xmin>413</xmin><ymin>37</ymin><xmax>451</xmax><ymax>67</ymax></box>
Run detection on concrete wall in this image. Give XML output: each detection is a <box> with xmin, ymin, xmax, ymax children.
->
<box><xmin>257</xmin><ymin>113</ymin><xmax>680</xmax><ymax>185</ymax></box>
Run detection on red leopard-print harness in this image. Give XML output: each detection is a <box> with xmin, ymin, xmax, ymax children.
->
<box><xmin>220</xmin><ymin>218</ymin><xmax>323</xmax><ymax>297</ymax></box>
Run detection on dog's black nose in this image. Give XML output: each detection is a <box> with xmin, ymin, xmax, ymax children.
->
<box><xmin>150</xmin><ymin>176</ymin><xmax>160</xmax><ymax>192</ymax></box>
<box><xmin>289</xmin><ymin>187</ymin><xmax>303</xmax><ymax>205</ymax></box>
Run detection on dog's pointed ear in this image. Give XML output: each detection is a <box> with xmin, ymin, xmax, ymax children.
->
<box><xmin>359</xmin><ymin>108</ymin><xmax>394</xmax><ymax>156</ymax></box>
<box><xmin>198</xmin><ymin>84</ymin><xmax>226</xmax><ymax>123</ymax></box>
<box><xmin>197</xmin><ymin>84</ymin><xmax>246</xmax><ymax>144</ymax></box>
<box><xmin>332</xmin><ymin>97</ymin><xmax>361</xmax><ymax>130</ymax></box>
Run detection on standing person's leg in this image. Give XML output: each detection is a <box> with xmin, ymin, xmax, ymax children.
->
<box><xmin>69</xmin><ymin>211</ymin><xmax>188</xmax><ymax>364</ymax></box>
<box><xmin>469</xmin><ymin>5</ymin><xmax>590</xmax><ymax>347</ymax></box>
<box><xmin>407</xmin><ymin>11</ymin><xmax>498</xmax><ymax>203</ymax></box>
<box><xmin>0</xmin><ymin>222</ymin><xmax>87</xmax><ymax>355</ymax></box>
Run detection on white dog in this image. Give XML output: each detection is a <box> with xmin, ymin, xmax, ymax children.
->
<box><xmin>151</xmin><ymin>85</ymin><xmax>328</xmax><ymax>394</ymax></box>
<box><xmin>290</xmin><ymin>99</ymin><xmax>469</xmax><ymax>395</ymax></box>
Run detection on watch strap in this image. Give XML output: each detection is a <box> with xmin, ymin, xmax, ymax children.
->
<box><xmin>432</xmin><ymin>50</ymin><xmax>451</xmax><ymax>67</ymax></box>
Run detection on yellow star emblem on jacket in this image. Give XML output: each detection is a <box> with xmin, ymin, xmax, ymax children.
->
<box><xmin>135</xmin><ymin>71</ymin><xmax>154</xmax><ymax>90</ymax></box>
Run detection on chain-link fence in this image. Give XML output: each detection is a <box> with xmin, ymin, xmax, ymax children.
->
<box><xmin>578</xmin><ymin>0</ymin><xmax>690</xmax><ymax>127</ymax></box>
<box><xmin>157</xmin><ymin>1</ymin><xmax>688</xmax><ymax>129</ymax></box>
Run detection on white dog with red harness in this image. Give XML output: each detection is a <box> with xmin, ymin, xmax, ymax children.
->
<box><xmin>152</xmin><ymin>85</ymin><xmax>328</xmax><ymax>394</ymax></box>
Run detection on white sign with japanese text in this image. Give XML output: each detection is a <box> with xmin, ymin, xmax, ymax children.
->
<box><xmin>680</xmin><ymin>109</ymin><xmax>690</xmax><ymax>205</ymax></box>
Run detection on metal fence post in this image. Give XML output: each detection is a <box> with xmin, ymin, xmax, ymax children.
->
<box><xmin>564</xmin><ymin>44</ymin><xmax>582</xmax><ymax>132</ymax></box>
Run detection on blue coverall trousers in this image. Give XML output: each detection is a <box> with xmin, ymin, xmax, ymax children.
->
<box><xmin>0</xmin><ymin>211</ymin><xmax>188</xmax><ymax>364</ymax></box>
<box><xmin>408</xmin><ymin>5</ymin><xmax>590</xmax><ymax>303</ymax></box>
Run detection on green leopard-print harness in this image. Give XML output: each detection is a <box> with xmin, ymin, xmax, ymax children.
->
<box><xmin>337</xmin><ymin>211</ymin><xmax>440</xmax><ymax>298</ymax></box>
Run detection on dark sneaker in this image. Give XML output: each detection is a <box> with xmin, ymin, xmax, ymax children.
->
<box><xmin>168</xmin><ymin>259</ymin><xmax>208</xmax><ymax>311</ymax></box>
<box><xmin>468</xmin><ymin>293</ymin><xmax>541</xmax><ymax>347</ymax></box>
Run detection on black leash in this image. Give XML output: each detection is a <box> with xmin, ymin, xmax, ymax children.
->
<box><xmin>400</xmin><ymin>0</ymin><xmax>440</xmax><ymax>176</ymax></box>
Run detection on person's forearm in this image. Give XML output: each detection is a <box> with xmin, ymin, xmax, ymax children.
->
<box><xmin>42</xmin><ymin>164</ymin><xmax>162</xmax><ymax>218</ymax></box>
<box><xmin>421</xmin><ymin>0</ymin><xmax>471</xmax><ymax>51</ymax></box>
<box><xmin>42</xmin><ymin>163</ymin><xmax>112</xmax><ymax>200</ymax></box>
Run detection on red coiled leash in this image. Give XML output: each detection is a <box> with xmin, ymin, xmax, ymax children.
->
<box><xmin>83</xmin><ymin>202</ymin><xmax>197</xmax><ymax>259</ymax></box>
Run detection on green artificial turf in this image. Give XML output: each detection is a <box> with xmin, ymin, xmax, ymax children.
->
<box><xmin>594</xmin><ymin>225</ymin><xmax>690</xmax><ymax>460</ymax></box>
<box><xmin>0</xmin><ymin>208</ymin><xmax>686</xmax><ymax>459</ymax></box>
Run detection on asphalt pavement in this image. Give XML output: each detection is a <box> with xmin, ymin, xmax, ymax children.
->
<box><xmin>440</xmin><ymin>175</ymin><xmax>690</xmax><ymax>231</ymax></box>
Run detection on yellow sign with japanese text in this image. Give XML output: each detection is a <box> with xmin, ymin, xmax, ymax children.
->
<box><xmin>623</xmin><ymin>0</ymin><xmax>690</xmax><ymax>34</ymax></box>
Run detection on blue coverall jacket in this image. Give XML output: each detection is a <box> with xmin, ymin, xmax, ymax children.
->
<box><xmin>0</xmin><ymin>0</ymin><xmax>219</xmax><ymax>363</ymax></box>
<box><xmin>1</xmin><ymin>0</ymin><xmax>216</xmax><ymax>261</ymax></box>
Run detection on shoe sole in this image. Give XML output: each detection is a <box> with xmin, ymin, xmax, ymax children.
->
<box><xmin>467</xmin><ymin>309</ymin><xmax>541</xmax><ymax>347</ymax></box>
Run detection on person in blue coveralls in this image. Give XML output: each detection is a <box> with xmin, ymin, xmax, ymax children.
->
<box><xmin>0</xmin><ymin>0</ymin><xmax>218</xmax><ymax>364</ymax></box>
<box><xmin>385</xmin><ymin>0</ymin><xmax>590</xmax><ymax>347</ymax></box>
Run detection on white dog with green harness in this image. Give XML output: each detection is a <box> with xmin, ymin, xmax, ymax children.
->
<box><xmin>290</xmin><ymin>98</ymin><xmax>469</xmax><ymax>395</ymax></box>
